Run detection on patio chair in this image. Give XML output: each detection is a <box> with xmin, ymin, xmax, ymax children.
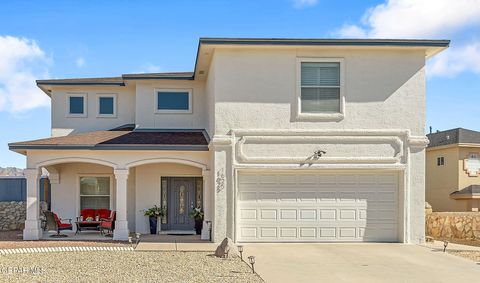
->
<box><xmin>99</xmin><ymin>210</ymin><xmax>116</xmax><ymax>236</ymax></box>
<box><xmin>43</xmin><ymin>210</ymin><xmax>73</xmax><ymax>237</ymax></box>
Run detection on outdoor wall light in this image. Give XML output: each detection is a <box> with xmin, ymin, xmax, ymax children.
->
<box><xmin>237</xmin><ymin>245</ymin><xmax>244</xmax><ymax>260</ymax></box>
<box><xmin>248</xmin><ymin>256</ymin><xmax>256</xmax><ymax>273</ymax></box>
<box><xmin>443</xmin><ymin>241</ymin><xmax>449</xmax><ymax>252</ymax></box>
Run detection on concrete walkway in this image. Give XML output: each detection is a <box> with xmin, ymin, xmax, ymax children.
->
<box><xmin>135</xmin><ymin>234</ymin><xmax>217</xmax><ymax>251</ymax></box>
<box><xmin>242</xmin><ymin>243</ymin><xmax>480</xmax><ymax>283</ymax></box>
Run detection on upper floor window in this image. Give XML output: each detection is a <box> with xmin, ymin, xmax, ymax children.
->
<box><xmin>67</xmin><ymin>93</ymin><xmax>87</xmax><ymax>117</ymax></box>
<box><xmin>437</xmin><ymin>156</ymin><xmax>445</xmax><ymax>166</ymax></box>
<box><xmin>296</xmin><ymin>58</ymin><xmax>344</xmax><ymax>121</ymax></box>
<box><xmin>97</xmin><ymin>94</ymin><xmax>117</xmax><ymax>117</ymax></box>
<box><xmin>155</xmin><ymin>89</ymin><xmax>192</xmax><ymax>114</ymax></box>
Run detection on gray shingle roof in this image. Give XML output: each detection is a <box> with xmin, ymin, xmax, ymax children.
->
<box><xmin>450</xmin><ymin>185</ymin><xmax>480</xmax><ymax>199</ymax></box>
<box><xmin>9</xmin><ymin>129</ymin><xmax>209</xmax><ymax>151</ymax></box>
<box><xmin>427</xmin><ymin>128</ymin><xmax>480</xmax><ymax>148</ymax></box>
<box><xmin>36</xmin><ymin>77</ymin><xmax>124</xmax><ymax>86</ymax></box>
<box><xmin>36</xmin><ymin>37</ymin><xmax>449</xmax><ymax>86</ymax></box>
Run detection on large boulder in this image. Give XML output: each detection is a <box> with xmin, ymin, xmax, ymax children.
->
<box><xmin>214</xmin><ymin>237</ymin><xmax>239</xmax><ymax>259</ymax></box>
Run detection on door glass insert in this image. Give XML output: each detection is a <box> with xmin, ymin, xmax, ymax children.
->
<box><xmin>161</xmin><ymin>179</ymin><xmax>168</xmax><ymax>224</ymax></box>
<box><xmin>179</xmin><ymin>185</ymin><xmax>185</xmax><ymax>214</ymax></box>
<box><xmin>196</xmin><ymin>178</ymin><xmax>203</xmax><ymax>209</ymax></box>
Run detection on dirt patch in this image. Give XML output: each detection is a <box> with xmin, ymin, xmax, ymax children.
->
<box><xmin>448</xmin><ymin>250</ymin><xmax>480</xmax><ymax>262</ymax></box>
<box><xmin>434</xmin><ymin>237</ymin><xmax>480</xmax><ymax>247</ymax></box>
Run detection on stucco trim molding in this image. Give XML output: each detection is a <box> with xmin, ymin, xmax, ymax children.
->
<box><xmin>124</xmin><ymin>158</ymin><xmax>208</xmax><ymax>170</ymax></box>
<box><xmin>232</xmin><ymin>129</ymin><xmax>407</xmax><ymax>165</ymax></box>
<box><xmin>408</xmin><ymin>135</ymin><xmax>429</xmax><ymax>149</ymax></box>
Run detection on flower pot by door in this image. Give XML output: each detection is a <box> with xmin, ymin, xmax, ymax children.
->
<box><xmin>149</xmin><ymin>216</ymin><xmax>158</xmax><ymax>234</ymax></box>
<box><xmin>194</xmin><ymin>219</ymin><xmax>203</xmax><ymax>235</ymax></box>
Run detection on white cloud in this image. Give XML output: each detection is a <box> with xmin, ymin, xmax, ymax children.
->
<box><xmin>75</xmin><ymin>57</ymin><xmax>85</xmax><ymax>67</ymax></box>
<box><xmin>0</xmin><ymin>35</ymin><xmax>50</xmax><ymax>112</ymax></box>
<box><xmin>428</xmin><ymin>42</ymin><xmax>480</xmax><ymax>77</ymax></box>
<box><xmin>334</xmin><ymin>0</ymin><xmax>480</xmax><ymax>77</ymax></box>
<box><xmin>291</xmin><ymin>0</ymin><xmax>318</xmax><ymax>9</ymax></box>
<box><xmin>336</xmin><ymin>24</ymin><xmax>367</xmax><ymax>38</ymax></box>
<box><xmin>134</xmin><ymin>63</ymin><xmax>163</xmax><ymax>73</ymax></box>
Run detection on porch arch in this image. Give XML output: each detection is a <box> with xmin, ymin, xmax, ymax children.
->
<box><xmin>124</xmin><ymin>158</ymin><xmax>208</xmax><ymax>170</ymax></box>
<box><xmin>36</xmin><ymin>157</ymin><xmax>118</xmax><ymax>169</ymax></box>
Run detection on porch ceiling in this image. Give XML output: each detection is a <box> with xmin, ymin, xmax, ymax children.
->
<box><xmin>8</xmin><ymin>129</ymin><xmax>209</xmax><ymax>154</ymax></box>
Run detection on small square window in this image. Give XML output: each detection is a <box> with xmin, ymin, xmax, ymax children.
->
<box><xmin>99</xmin><ymin>97</ymin><xmax>114</xmax><ymax>115</ymax></box>
<box><xmin>437</xmin><ymin>157</ymin><xmax>445</xmax><ymax>166</ymax></box>
<box><xmin>155</xmin><ymin>89</ymin><xmax>192</xmax><ymax>113</ymax></box>
<box><xmin>69</xmin><ymin>96</ymin><xmax>84</xmax><ymax>114</ymax></box>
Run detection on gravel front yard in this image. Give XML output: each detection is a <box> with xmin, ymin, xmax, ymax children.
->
<box><xmin>0</xmin><ymin>251</ymin><xmax>263</xmax><ymax>282</ymax></box>
<box><xmin>0</xmin><ymin>230</ymin><xmax>129</xmax><ymax>249</ymax></box>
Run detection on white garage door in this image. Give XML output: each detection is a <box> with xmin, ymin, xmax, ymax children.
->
<box><xmin>237</xmin><ymin>172</ymin><xmax>399</xmax><ymax>242</ymax></box>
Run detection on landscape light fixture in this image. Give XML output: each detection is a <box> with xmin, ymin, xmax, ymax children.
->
<box><xmin>443</xmin><ymin>241</ymin><xmax>449</xmax><ymax>252</ymax></box>
<box><xmin>248</xmin><ymin>256</ymin><xmax>256</xmax><ymax>273</ymax></box>
<box><xmin>237</xmin><ymin>245</ymin><xmax>244</xmax><ymax>260</ymax></box>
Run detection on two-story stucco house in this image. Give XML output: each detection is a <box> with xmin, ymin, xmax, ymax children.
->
<box><xmin>9</xmin><ymin>38</ymin><xmax>449</xmax><ymax>244</ymax></box>
<box><xmin>426</xmin><ymin>128</ymin><xmax>480</xmax><ymax>212</ymax></box>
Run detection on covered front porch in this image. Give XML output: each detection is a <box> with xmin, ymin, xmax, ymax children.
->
<box><xmin>20</xmin><ymin>150</ymin><xmax>213</xmax><ymax>242</ymax></box>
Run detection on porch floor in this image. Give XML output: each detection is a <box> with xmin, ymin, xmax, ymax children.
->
<box><xmin>41</xmin><ymin>230</ymin><xmax>115</xmax><ymax>241</ymax></box>
<box><xmin>136</xmin><ymin>234</ymin><xmax>216</xmax><ymax>251</ymax></box>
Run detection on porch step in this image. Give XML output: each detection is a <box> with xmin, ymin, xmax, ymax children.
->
<box><xmin>159</xmin><ymin>230</ymin><xmax>196</xmax><ymax>235</ymax></box>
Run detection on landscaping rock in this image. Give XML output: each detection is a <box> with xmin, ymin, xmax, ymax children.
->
<box><xmin>0</xmin><ymin>201</ymin><xmax>26</xmax><ymax>231</ymax></box>
<box><xmin>214</xmin><ymin>237</ymin><xmax>239</xmax><ymax>259</ymax></box>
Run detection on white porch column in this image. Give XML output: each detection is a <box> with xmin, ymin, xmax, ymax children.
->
<box><xmin>113</xmin><ymin>169</ymin><xmax>129</xmax><ymax>240</ymax></box>
<box><xmin>23</xmin><ymin>168</ymin><xmax>41</xmax><ymax>240</ymax></box>
<box><xmin>210</xmin><ymin>135</ymin><xmax>233</xmax><ymax>242</ymax></box>
<box><xmin>201</xmin><ymin>169</ymin><xmax>212</xmax><ymax>240</ymax></box>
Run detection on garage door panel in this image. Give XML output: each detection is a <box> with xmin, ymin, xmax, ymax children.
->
<box><xmin>237</xmin><ymin>172</ymin><xmax>399</xmax><ymax>242</ymax></box>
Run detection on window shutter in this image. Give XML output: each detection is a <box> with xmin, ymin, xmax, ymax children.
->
<box><xmin>301</xmin><ymin>62</ymin><xmax>340</xmax><ymax>86</ymax></box>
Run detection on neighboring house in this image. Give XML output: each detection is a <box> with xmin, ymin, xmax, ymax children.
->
<box><xmin>9</xmin><ymin>38</ymin><xmax>449</xmax><ymax>243</ymax></box>
<box><xmin>426</xmin><ymin>128</ymin><xmax>480</xmax><ymax>212</ymax></box>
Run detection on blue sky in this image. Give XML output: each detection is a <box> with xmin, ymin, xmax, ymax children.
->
<box><xmin>0</xmin><ymin>0</ymin><xmax>479</xmax><ymax>168</ymax></box>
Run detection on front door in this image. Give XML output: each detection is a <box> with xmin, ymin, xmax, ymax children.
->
<box><xmin>167</xmin><ymin>178</ymin><xmax>195</xmax><ymax>230</ymax></box>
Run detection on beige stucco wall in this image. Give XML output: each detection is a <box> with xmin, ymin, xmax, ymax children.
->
<box><xmin>50</xmin><ymin>86</ymin><xmax>136</xmax><ymax>137</ymax></box>
<box><xmin>210</xmin><ymin>47</ymin><xmax>426</xmax><ymax>136</ymax></box>
<box><xmin>134</xmin><ymin>80</ymin><xmax>207</xmax><ymax>130</ymax></box>
<box><xmin>49</xmin><ymin>163</ymin><xmax>116</xmax><ymax>230</ymax></box>
<box><xmin>426</xmin><ymin>146</ymin><xmax>480</xmax><ymax>212</ymax></box>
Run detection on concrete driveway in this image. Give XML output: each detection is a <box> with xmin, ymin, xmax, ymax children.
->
<box><xmin>242</xmin><ymin>243</ymin><xmax>480</xmax><ymax>283</ymax></box>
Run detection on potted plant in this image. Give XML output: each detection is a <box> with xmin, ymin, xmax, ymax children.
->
<box><xmin>144</xmin><ymin>205</ymin><xmax>166</xmax><ymax>234</ymax></box>
<box><xmin>189</xmin><ymin>207</ymin><xmax>204</xmax><ymax>235</ymax></box>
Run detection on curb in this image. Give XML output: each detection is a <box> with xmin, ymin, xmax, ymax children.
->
<box><xmin>0</xmin><ymin>246</ymin><xmax>134</xmax><ymax>255</ymax></box>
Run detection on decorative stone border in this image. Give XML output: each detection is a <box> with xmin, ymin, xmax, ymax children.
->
<box><xmin>0</xmin><ymin>246</ymin><xmax>134</xmax><ymax>255</ymax></box>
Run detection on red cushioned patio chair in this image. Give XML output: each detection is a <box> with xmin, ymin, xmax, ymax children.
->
<box><xmin>43</xmin><ymin>210</ymin><xmax>73</xmax><ymax>237</ymax></box>
<box><xmin>100</xmin><ymin>210</ymin><xmax>116</xmax><ymax>236</ymax></box>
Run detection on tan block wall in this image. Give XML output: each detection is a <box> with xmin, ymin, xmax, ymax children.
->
<box><xmin>426</xmin><ymin>212</ymin><xmax>480</xmax><ymax>240</ymax></box>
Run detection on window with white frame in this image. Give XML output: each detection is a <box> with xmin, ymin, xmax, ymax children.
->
<box><xmin>155</xmin><ymin>89</ymin><xmax>192</xmax><ymax>113</ymax></box>
<box><xmin>80</xmin><ymin>177</ymin><xmax>110</xmax><ymax>210</ymax></box>
<box><xmin>297</xmin><ymin>58</ymin><xmax>344</xmax><ymax>119</ymax></box>
<box><xmin>437</xmin><ymin>156</ymin><xmax>445</xmax><ymax>166</ymax></box>
<box><xmin>67</xmin><ymin>93</ymin><xmax>87</xmax><ymax>117</ymax></box>
<box><xmin>97</xmin><ymin>94</ymin><xmax>117</xmax><ymax>117</ymax></box>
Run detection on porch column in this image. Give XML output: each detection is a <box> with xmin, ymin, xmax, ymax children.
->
<box><xmin>23</xmin><ymin>168</ymin><xmax>41</xmax><ymax>240</ymax></box>
<box><xmin>113</xmin><ymin>169</ymin><xmax>129</xmax><ymax>240</ymax></box>
<box><xmin>201</xmin><ymin>169</ymin><xmax>212</xmax><ymax>240</ymax></box>
<box><xmin>210</xmin><ymin>135</ymin><xmax>233</xmax><ymax>242</ymax></box>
